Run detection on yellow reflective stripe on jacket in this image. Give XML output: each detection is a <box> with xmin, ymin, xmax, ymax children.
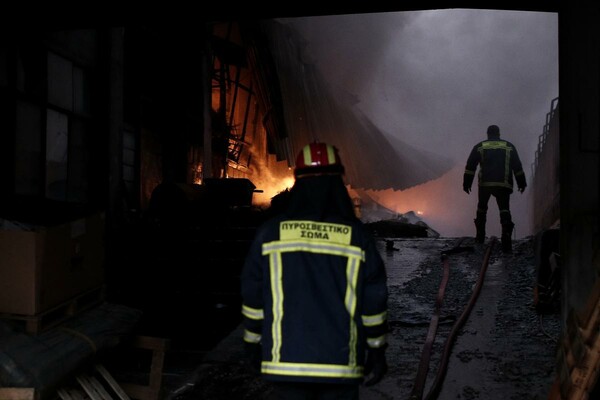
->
<box><xmin>480</xmin><ymin>181</ymin><xmax>513</xmax><ymax>189</ymax></box>
<box><xmin>478</xmin><ymin>140</ymin><xmax>513</xmax><ymax>186</ymax></box>
<box><xmin>515</xmin><ymin>170</ymin><xmax>525</xmax><ymax>176</ymax></box>
<box><xmin>262</xmin><ymin>238</ymin><xmax>365</xmax><ymax>372</ymax></box>
<box><xmin>464</xmin><ymin>169</ymin><xmax>475</xmax><ymax>175</ymax></box>
<box><xmin>345</xmin><ymin>256</ymin><xmax>360</xmax><ymax>366</ymax></box>
<box><xmin>300</xmin><ymin>145</ymin><xmax>337</xmax><ymax>166</ymax></box>
<box><xmin>362</xmin><ymin>311</ymin><xmax>387</xmax><ymax>327</ymax></box>
<box><xmin>367</xmin><ymin>334</ymin><xmax>387</xmax><ymax>348</ymax></box>
<box><xmin>244</xmin><ymin>329</ymin><xmax>262</xmax><ymax>344</ymax></box>
<box><xmin>504</xmin><ymin>146</ymin><xmax>511</xmax><ymax>183</ymax></box>
<box><xmin>242</xmin><ymin>304</ymin><xmax>264</xmax><ymax>320</ymax></box>
<box><xmin>262</xmin><ymin>361</ymin><xmax>364</xmax><ymax>378</ymax></box>
<box><xmin>480</xmin><ymin>141</ymin><xmax>510</xmax><ymax>150</ymax></box>
<box><xmin>302</xmin><ymin>145</ymin><xmax>312</xmax><ymax>165</ymax></box>
<box><xmin>269</xmin><ymin>251</ymin><xmax>284</xmax><ymax>363</ymax></box>
<box><xmin>326</xmin><ymin>145</ymin><xmax>336</xmax><ymax>164</ymax></box>
<box><xmin>263</xmin><ymin>241</ymin><xmax>364</xmax><ymax>260</ymax></box>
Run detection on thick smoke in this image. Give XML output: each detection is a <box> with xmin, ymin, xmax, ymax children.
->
<box><xmin>280</xmin><ymin>9</ymin><xmax>557</xmax><ymax>237</ymax></box>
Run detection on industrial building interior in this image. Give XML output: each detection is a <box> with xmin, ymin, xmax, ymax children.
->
<box><xmin>0</xmin><ymin>2</ymin><xmax>598</xmax><ymax>400</ymax></box>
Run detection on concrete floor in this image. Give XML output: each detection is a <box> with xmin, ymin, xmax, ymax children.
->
<box><xmin>163</xmin><ymin>236</ymin><xmax>561</xmax><ymax>400</ymax></box>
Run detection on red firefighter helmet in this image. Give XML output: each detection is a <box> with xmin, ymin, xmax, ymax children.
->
<box><xmin>294</xmin><ymin>142</ymin><xmax>345</xmax><ymax>178</ymax></box>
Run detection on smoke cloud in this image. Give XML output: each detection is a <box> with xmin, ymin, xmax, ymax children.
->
<box><xmin>279</xmin><ymin>9</ymin><xmax>557</xmax><ymax>237</ymax></box>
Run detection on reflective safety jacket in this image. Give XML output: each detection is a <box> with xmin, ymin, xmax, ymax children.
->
<box><xmin>240</xmin><ymin>216</ymin><xmax>388</xmax><ymax>384</ymax></box>
<box><xmin>463</xmin><ymin>138</ymin><xmax>527</xmax><ymax>192</ymax></box>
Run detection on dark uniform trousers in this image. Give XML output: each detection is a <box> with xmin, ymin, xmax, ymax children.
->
<box><xmin>268</xmin><ymin>382</ymin><xmax>359</xmax><ymax>400</ymax></box>
<box><xmin>476</xmin><ymin>186</ymin><xmax>513</xmax><ymax>225</ymax></box>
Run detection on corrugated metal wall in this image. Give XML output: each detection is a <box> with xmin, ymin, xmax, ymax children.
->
<box><xmin>261</xmin><ymin>20</ymin><xmax>452</xmax><ymax>190</ymax></box>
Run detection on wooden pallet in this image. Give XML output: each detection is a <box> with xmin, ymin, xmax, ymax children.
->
<box><xmin>57</xmin><ymin>364</ymin><xmax>130</xmax><ymax>400</ymax></box>
<box><xmin>0</xmin><ymin>286</ymin><xmax>105</xmax><ymax>334</ymax></box>
<box><xmin>55</xmin><ymin>336</ymin><xmax>169</xmax><ymax>400</ymax></box>
<box><xmin>118</xmin><ymin>336</ymin><xmax>170</xmax><ymax>400</ymax></box>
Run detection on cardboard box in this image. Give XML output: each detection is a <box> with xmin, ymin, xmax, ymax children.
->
<box><xmin>0</xmin><ymin>212</ymin><xmax>106</xmax><ymax>316</ymax></box>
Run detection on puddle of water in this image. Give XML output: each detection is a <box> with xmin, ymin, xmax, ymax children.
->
<box><xmin>376</xmin><ymin>238</ymin><xmax>456</xmax><ymax>286</ymax></box>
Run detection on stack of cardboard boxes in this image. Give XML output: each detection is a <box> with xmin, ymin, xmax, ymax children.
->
<box><xmin>0</xmin><ymin>211</ymin><xmax>106</xmax><ymax>328</ymax></box>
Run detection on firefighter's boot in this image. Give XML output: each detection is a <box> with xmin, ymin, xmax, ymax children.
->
<box><xmin>474</xmin><ymin>218</ymin><xmax>486</xmax><ymax>243</ymax></box>
<box><xmin>501</xmin><ymin>222</ymin><xmax>515</xmax><ymax>253</ymax></box>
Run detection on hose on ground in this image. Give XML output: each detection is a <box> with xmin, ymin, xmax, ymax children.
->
<box><xmin>423</xmin><ymin>237</ymin><xmax>497</xmax><ymax>400</ymax></box>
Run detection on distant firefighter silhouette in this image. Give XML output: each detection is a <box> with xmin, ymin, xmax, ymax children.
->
<box><xmin>463</xmin><ymin>125</ymin><xmax>527</xmax><ymax>252</ymax></box>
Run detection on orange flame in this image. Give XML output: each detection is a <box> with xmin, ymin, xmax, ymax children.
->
<box><xmin>253</xmin><ymin>175</ymin><xmax>295</xmax><ymax>207</ymax></box>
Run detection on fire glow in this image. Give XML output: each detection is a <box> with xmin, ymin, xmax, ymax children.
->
<box><xmin>253</xmin><ymin>175</ymin><xmax>295</xmax><ymax>207</ymax></box>
<box><xmin>356</xmin><ymin>165</ymin><xmax>474</xmax><ymax>237</ymax></box>
<box><xmin>250</xmin><ymin>157</ymin><xmax>295</xmax><ymax>207</ymax></box>
<box><xmin>353</xmin><ymin>164</ymin><xmax>531</xmax><ymax>238</ymax></box>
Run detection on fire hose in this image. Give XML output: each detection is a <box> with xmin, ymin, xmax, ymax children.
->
<box><xmin>409</xmin><ymin>237</ymin><xmax>497</xmax><ymax>400</ymax></box>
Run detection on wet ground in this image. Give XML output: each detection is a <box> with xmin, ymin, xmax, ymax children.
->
<box><xmin>157</xmin><ymin>236</ymin><xmax>562</xmax><ymax>400</ymax></box>
<box><xmin>365</xmin><ymin>237</ymin><xmax>561</xmax><ymax>400</ymax></box>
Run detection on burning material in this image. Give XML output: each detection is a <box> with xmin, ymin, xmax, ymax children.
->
<box><xmin>354</xmin><ymin>165</ymin><xmax>473</xmax><ymax>238</ymax></box>
<box><xmin>254</xmin><ymin>175</ymin><xmax>295</xmax><ymax>207</ymax></box>
<box><xmin>248</xmin><ymin>153</ymin><xmax>294</xmax><ymax>208</ymax></box>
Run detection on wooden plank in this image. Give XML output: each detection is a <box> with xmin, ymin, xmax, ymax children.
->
<box><xmin>95</xmin><ymin>364</ymin><xmax>131</xmax><ymax>400</ymax></box>
<box><xmin>566</xmin><ymin>311</ymin><xmax>588</xmax><ymax>365</ymax></box>
<box><xmin>58</xmin><ymin>364</ymin><xmax>133</xmax><ymax>400</ymax></box>
<box><xmin>88</xmin><ymin>375</ymin><xmax>115</xmax><ymax>400</ymax></box>
<box><xmin>567</xmin><ymin>306</ymin><xmax>600</xmax><ymax>400</ymax></box>
<box><xmin>576</xmin><ymin>278</ymin><xmax>600</xmax><ymax>329</ymax></box>
<box><xmin>580</xmin><ymin>298</ymin><xmax>600</xmax><ymax>345</ymax></box>
<box><xmin>76</xmin><ymin>374</ymin><xmax>106</xmax><ymax>400</ymax></box>
<box><xmin>57</xmin><ymin>388</ymin><xmax>85</xmax><ymax>400</ymax></box>
<box><xmin>117</xmin><ymin>336</ymin><xmax>168</xmax><ymax>400</ymax></box>
<box><xmin>582</xmin><ymin>334</ymin><xmax>600</xmax><ymax>392</ymax></box>
<box><xmin>546</xmin><ymin>378</ymin><xmax>561</xmax><ymax>400</ymax></box>
<box><xmin>557</xmin><ymin>344</ymin><xmax>573</xmax><ymax>399</ymax></box>
<box><xmin>149</xmin><ymin>346</ymin><xmax>166</xmax><ymax>393</ymax></box>
<box><xmin>0</xmin><ymin>388</ymin><xmax>35</xmax><ymax>400</ymax></box>
<box><xmin>119</xmin><ymin>384</ymin><xmax>156</xmax><ymax>400</ymax></box>
<box><xmin>553</xmin><ymin>289</ymin><xmax>600</xmax><ymax>400</ymax></box>
<box><xmin>132</xmin><ymin>336</ymin><xmax>170</xmax><ymax>351</ymax></box>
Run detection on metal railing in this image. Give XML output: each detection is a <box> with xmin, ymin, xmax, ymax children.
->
<box><xmin>531</xmin><ymin>97</ymin><xmax>559</xmax><ymax>179</ymax></box>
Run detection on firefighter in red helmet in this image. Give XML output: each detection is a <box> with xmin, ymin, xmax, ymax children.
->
<box><xmin>463</xmin><ymin>125</ymin><xmax>527</xmax><ymax>252</ymax></box>
<box><xmin>241</xmin><ymin>142</ymin><xmax>389</xmax><ymax>399</ymax></box>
